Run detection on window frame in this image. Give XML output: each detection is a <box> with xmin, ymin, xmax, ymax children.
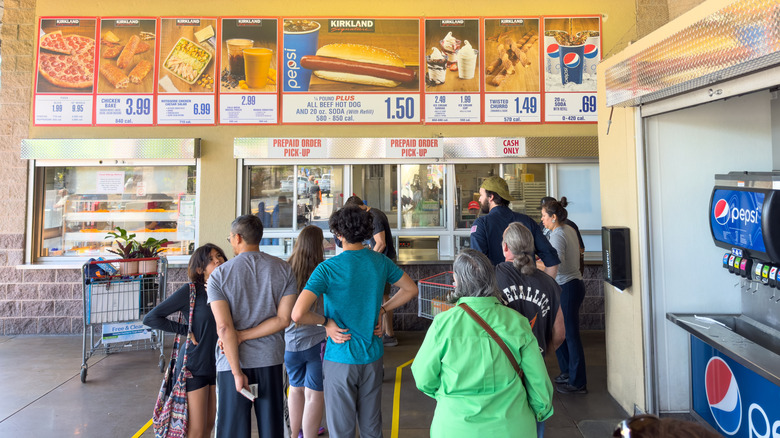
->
<box><xmin>239</xmin><ymin>158</ymin><xmax>599</xmax><ymax>261</ymax></box>
<box><xmin>25</xmin><ymin>158</ymin><xmax>200</xmax><ymax>266</ymax></box>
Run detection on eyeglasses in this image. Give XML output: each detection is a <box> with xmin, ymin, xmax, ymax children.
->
<box><xmin>227</xmin><ymin>233</ymin><xmax>241</xmax><ymax>244</ymax></box>
<box><xmin>613</xmin><ymin>414</ymin><xmax>660</xmax><ymax>437</ymax></box>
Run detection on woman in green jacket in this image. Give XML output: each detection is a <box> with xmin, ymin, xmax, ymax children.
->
<box><xmin>411</xmin><ymin>249</ymin><xmax>554</xmax><ymax>437</ymax></box>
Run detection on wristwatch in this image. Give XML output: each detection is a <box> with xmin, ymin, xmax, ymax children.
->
<box><xmin>317</xmin><ymin>316</ymin><xmax>329</xmax><ymax>327</ymax></box>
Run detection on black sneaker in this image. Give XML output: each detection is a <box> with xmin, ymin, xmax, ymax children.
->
<box><xmin>556</xmin><ymin>383</ymin><xmax>588</xmax><ymax>394</ymax></box>
<box><xmin>554</xmin><ymin>373</ymin><xmax>569</xmax><ymax>384</ymax></box>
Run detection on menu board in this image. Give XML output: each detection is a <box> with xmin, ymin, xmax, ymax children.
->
<box><xmin>95</xmin><ymin>18</ymin><xmax>157</xmax><ymax>126</ymax></box>
<box><xmin>483</xmin><ymin>18</ymin><xmax>541</xmax><ymax>124</ymax></box>
<box><xmin>542</xmin><ymin>16</ymin><xmax>600</xmax><ymax>123</ymax></box>
<box><xmin>280</xmin><ymin>18</ymin><xmax>421</xmax><ymax>124</ymax></box>
<box><xmin>218</xmin><ymin>18</ymin><xmax>278</xmax><ymax>124</ymax></box>
<box><xmin>156</xmin><ymin>18</ymin><xmax>217</xmax><ymax>125</ymax></box>
<box><xmin>423</xmin><ymin>19</ymin><xmax>481</xmax><ymax>124</ymax></box>
<box><xmin>32</xmin><ymin>15</ymin><xmax>603</xmax><ymax>126</ymax></box>
<box><xmin>34</xmin><ymin>18</ymin><xmax>98</xmax><ymax>125</ymax></box>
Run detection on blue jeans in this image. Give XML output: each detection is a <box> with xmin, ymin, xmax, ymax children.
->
<box><xmin>537</xmin><ymin>420</ymin><xmax>545</xmax><ymax>437</ymax></box>
<box><xmin>555</xmin><ymin>278</ymin><xmax>587</xmax><ymax>388</ymax></box>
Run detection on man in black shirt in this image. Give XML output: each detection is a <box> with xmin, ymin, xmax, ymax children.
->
<box><xmin>344</xmin><ymin>196</ymin><xmax>399</xmax><ymax>346</ymax></box>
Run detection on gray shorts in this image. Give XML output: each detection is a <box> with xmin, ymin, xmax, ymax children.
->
<box><xmin>323</xmin><ymin>358</ymin><xmax>383</xmax><ymax>438</ymax></box>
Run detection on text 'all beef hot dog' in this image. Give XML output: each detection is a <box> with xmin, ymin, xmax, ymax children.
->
<box><xmin>301</xmin><ymin>43</ymin><xmax>417</xmax><ymax>88</ymax></box>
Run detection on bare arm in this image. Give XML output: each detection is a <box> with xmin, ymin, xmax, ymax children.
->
<box><xmin>236</xmin><ymin>294</ymin><xmax>296</xmax><ymax>344</ymax></box>
<box><xmin>383</xmin><ymin>273</ymin><xmax>418</xmax><ymax>312</ymax></box>
<box><xmin>543</xmin><ymin>264</ymin><xmax>559</xmax><ymax>279</ymax></box>
<box><xmin>292</xmin><ymin>289</ymin><xmax>351</xmax><ymax>343</ymax></box>
<box><xmin>550</xmin><ymin>305</ymin><xmax>565</xmax><ymax>354</ymax></box>
<box><xmin>210</xmin><ymin>300</ymin><xmax>248</xmax><ymax>394</ymax></box>
<box><xmin>372</xmin><ymin>230</ymin><xmax>387</xmax><ymax>253</ymax></box>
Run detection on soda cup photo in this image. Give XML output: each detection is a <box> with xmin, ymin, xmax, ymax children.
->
<box><xmin>583</xmin><ymin>35</ymin><xmax>600</xmax><ymax>76</ymax></box>
<box><xmin>559</xmin><ymin>44</ymin><xmax>585</xmax><ymax>85</ymax></box>
<box><xmin>282</xmin><ymin>20</ymin><xmax>321</xmax><ymax>92</ymax></box>
<box><xmin>544</xmin><ymin>34</ymin><xmax>561</xmax><ymax>75</ymax></box>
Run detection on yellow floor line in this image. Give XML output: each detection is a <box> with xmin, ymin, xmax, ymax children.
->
<box><xmin>391</xmin><ymin>358</ymin><xmax>415</xmax><ymax>438</ymax></box>
<box><xmin>131</xmin><ymin>418</ymin><xmax>152</xmax><ymax>438</ymax></box>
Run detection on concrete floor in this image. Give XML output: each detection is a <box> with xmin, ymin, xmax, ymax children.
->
<box><xmin>0</xmin><ymin>330</ymin><xmax>627</xmax><ymax>437</ymax></box>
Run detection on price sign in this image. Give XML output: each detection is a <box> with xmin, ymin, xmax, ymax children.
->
<box><xmin>282</xmin><ymin>94</ymin><xmax>420</xmax><ymax>124</ymax></box>
<box><xmin>544</xmin><ymin>92</ymin><xmax>597</xmax><ymax>122</ymax></box>
<box><xmin>425</xmin><ymin>94</ymin><xmax>481</xmax><ymax>123</ymax></box>
<box><xmin>484</xmin><ymin>93</ymin><xmax>541</xmax><ymax>123</ymax></box>
<box><xmin>157</xmin><ymin>94</ymin><xmax>215</xmax><ymax>124</ymax></box>
<box><xmin>34</xmin><ymin>95</ymin><xmax>93</xmax><ymax>125</ymax></box>
<box><xmin>95</xmin><ymin>18</ymin><xmax>158</xmax><ymax>126</ymax></box>
<box><xmin>34</xmin><ymin>18</ymin><xmax>97</xmax><ymax>126</ymax></box>
<box><xmin>219</xmin><ymin>94</ymin><xmax>278</xmax><ymax>124</ymax></box>
<box><xmin>96</xmin><ymin>95</ymin><xmax>153</xmax><ymax>125</ymax></box>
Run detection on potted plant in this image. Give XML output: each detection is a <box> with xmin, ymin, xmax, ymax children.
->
<box><xmin>136</xmin><ymin>237</ymin><xmax>169</xmax><ymax>274</ymax></box>
<box><xmin>105</xmin><ymin>227</ymin><xmax>140</xmax><ymax>275</ymax></box>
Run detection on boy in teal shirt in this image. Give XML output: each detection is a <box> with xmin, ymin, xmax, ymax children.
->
<box><xmin>292</xmin><ymin>206</ymin><xmax>418</xmax><ymax>438</ymax></box>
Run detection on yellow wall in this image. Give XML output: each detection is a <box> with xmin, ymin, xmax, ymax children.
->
<box><xmin>597</xmin><ymin>0</ymin><xmax>740</xmax><ymax>414</ymax></box>
<box><xmin>30</xmin><ymin>0</ymin><xmax>637</xmax><ymax>246</ymax></box>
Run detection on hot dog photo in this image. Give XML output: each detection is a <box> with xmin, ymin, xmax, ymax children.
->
<box><xmin>97</xmin><ymin>19</ymin><xmax>157</xmax><ymax>94</ymax></box>
<box><xmin>423</xmin><ymin>19</ymin><xmax>481</xmax><ymax>93</ymax></box>
<box><xmin>282</xmin><ymin>18</ymin><xmax>420</xmax><ymax>92</ymax></box>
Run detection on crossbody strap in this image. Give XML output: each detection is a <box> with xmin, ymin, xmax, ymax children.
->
<box><xmin>179</xmin><ymin>283</ymin><xmax>197</xmax><ymax>369</ymax></box>
<box><xmin>458</xmin><ymin>303</ymin><xmax>524</xmax><ymax>380</ymax></box>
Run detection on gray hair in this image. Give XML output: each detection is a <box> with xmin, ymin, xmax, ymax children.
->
<box><xmin>503</xmin><ymin>222</ymin><xmax>537</xmax><ymax>275</ymax></box>
<box><xmin>450</xmin><ymin>249</ymin><xmax>500</xmax><ymax>302</ymax></box>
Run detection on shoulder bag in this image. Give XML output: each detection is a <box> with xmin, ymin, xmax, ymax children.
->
<box><xmin>458</xmin><ymin>303</ymin><xmax>524</xmax><ymax>380</ymax></box>
<box><xmin>153</xmin><ymin>284</ymin><xmax>196</xmax><ymax>438</ymax></box>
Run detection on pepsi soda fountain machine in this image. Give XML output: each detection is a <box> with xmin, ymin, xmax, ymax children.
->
<box><xmin>669</xmin><ymin>171</ymin><xmax>780</xmax><ymax>438</ymax></box>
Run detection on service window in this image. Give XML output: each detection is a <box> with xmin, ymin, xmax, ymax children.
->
<box><xmin>399</xmin><ymin>164</ymin><xmax>445</xmax><ymax>229</ymax></box>
<box><xmin>504</xmin><ymin>163</ymin><xmax>547</xmax><ymax>222</ymax></box>
<box><xmin>454</xmin><ymin>164</ymin><xmax>499</xmax><ymax>229</ymax></box>
<box><xmin>351</xmin><ymin>164</ymin><xmax>397</xmax><ymax>227</ymax></box>
<box><xmin>245</xmin><ymin>165</ymin><xmax>344</xmax><ymax>256</ymax></box>
<box><xmin>37</xmin><ymin>164</ymin><xmax>197</xmax><ymax>258</ymax></box>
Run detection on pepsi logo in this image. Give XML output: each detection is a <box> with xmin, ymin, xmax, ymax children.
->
<box><xmin>287</xmin><ymin>60</ymin><xmax>297</xmax><ymax>68</ymax></box>
<box><xmin>546</xmin><ymin>44</ymin><xmax>560</xmax><ymax>58</ymax></box>
<box><xmin>706</xmin><ymin>357</ymin><xmax>742</xmax><ymax>435</ymax></box>
<box><xmin>584</xmin><ymin>44</ymin><xmax>599</xmax><ymax>59</ymax></box>
<box><xmin>563</xmin><ymin>52</ymin><xmax>580</xmax><ymax>69</ymax></box>
<box><xmin>714</xmin><ymin>199</ymin><xmax>730</xmax><ymax>226</ymax></box>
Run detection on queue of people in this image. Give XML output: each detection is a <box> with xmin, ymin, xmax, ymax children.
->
<box><xmin>144</xmin><ymin>176</ymin><xmax>599</xmax><ymax>438</ymax></box>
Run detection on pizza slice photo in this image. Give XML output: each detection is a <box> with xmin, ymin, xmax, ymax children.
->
<box><xmin>37</xmin><ymin>29</ymin><xmax>96</xmax><ymax>92</ymax></box>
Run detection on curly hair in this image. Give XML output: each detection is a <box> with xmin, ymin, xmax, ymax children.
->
<box><xmin>329</xmin><ymin>205</ymin><xmax>373</xmax><ymax>244</ymax></box>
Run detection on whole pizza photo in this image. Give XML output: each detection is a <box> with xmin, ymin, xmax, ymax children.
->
<box><xmin>36</xmin><ymin>18</ymin><xmax>97</xmax><ymax>94</ymax></box>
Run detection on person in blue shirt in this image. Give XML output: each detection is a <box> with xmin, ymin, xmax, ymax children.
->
<box><xmin>291</xmin><ymin>205</ymin><xmax>418</xmax><ymax>438</ymax></box>
<box><xmin>470</xmin><ymin>176</ymin><xmax>560</xmax><ymax>277</ymax></box>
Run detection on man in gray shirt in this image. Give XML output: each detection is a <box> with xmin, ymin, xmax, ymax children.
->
<box><xmin>208</xmin><ymin>214</ymin><xmax>298</xmax><ymax>438</ymax></box>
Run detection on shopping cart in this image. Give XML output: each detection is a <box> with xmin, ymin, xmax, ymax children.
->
<box><xmin>418</xmin><ymin>271</ymin><xmax>456</xmax><ymax>320</ymax></box>
<box><xmin>80</xmin><ymin>257</ymin><xmax>168</xmax><ymax>383</ymax></box>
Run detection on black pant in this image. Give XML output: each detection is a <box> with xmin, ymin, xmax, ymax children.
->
<box><xmin>215</xmin><ymin>364</ymin><xmax>284</xmax><ymax>438</ymax></box>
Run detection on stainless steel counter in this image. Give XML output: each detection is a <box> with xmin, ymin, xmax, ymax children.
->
<box><xmin>667</xmin><ymin>313</ymin><xmax>780</xmax><ymax>386</ymax></box>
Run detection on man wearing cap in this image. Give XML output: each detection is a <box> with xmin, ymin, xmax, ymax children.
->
<box><xmin>471</xmin><ymin>176</ymin><xmax>560</xmax><ymax>277</ymax></box>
